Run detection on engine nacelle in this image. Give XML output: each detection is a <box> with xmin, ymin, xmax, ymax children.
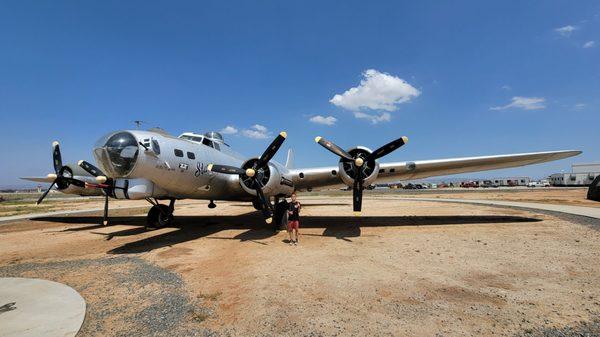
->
<box><xmin>111</xmin><ymin>178</ymin><xmax>167</xmax><ymax>199</ymax></box>
<box><xmin>55</xmin><ymin>164</ymin><xmax>100</xmax><ymax>196</ymax></box>
<box><xmin>337</xmin><ymin>146</ymin><xmax>380</xmax><ymax>187</ymax></box>
<box><xmin>239</xmin><ymin>158</ymin><xmax>294</xmax><ymax>197</ymax></box>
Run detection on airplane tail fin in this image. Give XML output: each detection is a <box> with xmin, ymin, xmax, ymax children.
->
<box><xmin>285</xmin><ymin>148</ymin><xmax>294</xmax><ymax>169</ymax></box>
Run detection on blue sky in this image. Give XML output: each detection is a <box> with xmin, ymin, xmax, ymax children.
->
<box><xmin>1</xmin><ymin>1</ymin><xmax>598</xmax><ymax>188</ymax></box>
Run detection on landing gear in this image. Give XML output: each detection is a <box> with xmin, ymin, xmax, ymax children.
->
<box><xmin>208</xmin><ymin>200</ymin><xmax>216</xmax><ymax>209</ymax></box>
<box><xmin>273</xmin><ymin>197</ymin><xmax>288</xmax><ymax>232</ymax></box>
<box><xmin>252</xmin><ymin>199</ymin><xmax>263</xmax><ymax>211</ymax></box>
<box><xmin>146</xmin><ymin>198</ymin><xmax>175</xmax><ymax>229</ymax></box>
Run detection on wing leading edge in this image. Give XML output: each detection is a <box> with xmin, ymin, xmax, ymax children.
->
<box><xmin>291</xmin><ymin>150</ymin><xmax>581</xmax><ymax>190</ymax></box>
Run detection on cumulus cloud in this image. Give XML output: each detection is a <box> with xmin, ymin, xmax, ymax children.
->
<box><xmin>490</xmin><ymin>97</ymin><xmax>546</xmax><ymax>111</ymax></box>
<box><xmin>583</xmin><ymin>40</ymin><xmax>595</xmax><ymax>48</ymax></box>
<box><xmin>219</xmin><ymin>125</ymin><xmax>238</xmax><ymax>134</ymax></box>
<box><xmin>241</xmin><ymin>124</ymin><xmax>271</xmax><ymax>139</ymax></box>
<box><xmin>309</xmin><ymin>115</ymin><xmax>337</xmax><ymax>126</ymax></box>
<box><xmin>555</xmin><ymin>25</ymin><xmax>577</xmax><ymax>37</ymax></box>
<box><xmin>353</xmin><ymin>111</ymin><xmax>391</xmax><ymax>124</ymax></box>
<box><xmin>330</xmin><ymin>69</ymin><xmax>420</xmax><ymax>112</ymax></box>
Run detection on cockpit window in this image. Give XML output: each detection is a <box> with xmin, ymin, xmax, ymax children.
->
<box><xmin>212</xmin><ymin>142</ymin><xmax>220</xmax><ymax>151</ymax></box>
<box><xmin>151</xmin><ymin>139</ymin><xmax>161</xmax><ymax>154</ymax></box>
<box><xmin>202</xmin><ymin>138</ymin><xmax>213</xmax><ymax>147</ymax></box>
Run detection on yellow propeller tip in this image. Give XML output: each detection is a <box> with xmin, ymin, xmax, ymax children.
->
<box><xmin>354</xmin><ymin>211</ymin><xmax>362</xmax><ymax>217</ymax></box>
<box><xmin>47</xmin><ymin>173</ymin><xmax>57</xmax><ymax>179</ymax></box>
<box><xmin>314</xmin><ymin>136</ymin><xmax>322</xmax><ymax>143</ymax></box>
<box><xmin>402</xmin><ymin>136</ymin><xmax>409</xmax><ymax>143</ymax></box>
<box><xmin>52</xmin><ymin>141</ymin><xmax>59</xmax><ymax>147</ymax></box>
<box><xmin>77</xmin><ymin>160</ymin><xmax>84</xmax><ymax>166</ymax></box>
<box><xmin>103</xmin><ymin>220</ymin><xmax>108</xmax><ymax>226</ymax></box>
<box><xmin>96</xmin><ymin>176</ymin><xmax>107</xmax><ymax>183</ymax></box>
<box><xmin>265</xmin><ymin>217</ymin><xmax>272</xmax><ymax>224</ymax></box>
<box><xmin>207</xmin><ymin>164</ymin><xmax>213</xmax><ymax>171</ymax></box>
<box><xmin>280</xmin><ymin>131</ymin><xmax>287</xmax><ymax>138</ymax></box>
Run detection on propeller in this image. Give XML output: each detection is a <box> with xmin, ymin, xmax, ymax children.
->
<box><xmin>208</xmin><ymin>132</ymin><xmax>287</xmax><ymax>223</ymax></box>
<box><xmin>36</xmin><ymin>141</ymin><xmax>86</xmax><ymax>205</ymax></box>
<box><xmin>315</xmin><ymin>135</ymin><xmax>408</xmax><ymax>214</ymax></box>
<box><xmin>77</xmin><ymin>160</ymin><xmax>115</xmax><ymax>225</ymax></box>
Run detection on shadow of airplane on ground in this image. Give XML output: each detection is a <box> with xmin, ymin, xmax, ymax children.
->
<box><xmin>32</xmin><ymin>212</ymin><xmax>542</xmax><ymax>254</ymax></box>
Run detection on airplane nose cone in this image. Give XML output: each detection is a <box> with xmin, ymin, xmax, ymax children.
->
<box><xmin>93</xmin><ymin>131</ymin><xmax>140</xmax><ymax>177</ymax></box>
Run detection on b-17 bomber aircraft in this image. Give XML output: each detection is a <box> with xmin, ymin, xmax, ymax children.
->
<box><xmin>23</xmin><ymin>128</ymin><xmax>581</xmax><ymax>228</ymax></box>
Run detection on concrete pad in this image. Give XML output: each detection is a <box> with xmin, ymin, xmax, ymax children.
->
<box><xmin>400</xmin><ymin>197</ymin><xmax>600</xmax><ymax>219</ymax></box>
<box><xmin>0</xmin><ymin>278</ymin><xmax>86</xmax><ymax>337</ymax></box>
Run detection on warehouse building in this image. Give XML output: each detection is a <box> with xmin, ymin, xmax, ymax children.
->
<box><xmin>548</xmin><ymin>163</ymin><xmax>600</xmax><ymax>186</ymax></box>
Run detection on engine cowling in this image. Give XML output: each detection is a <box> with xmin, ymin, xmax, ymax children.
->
<box><xmin>54</xmin><ymin>164</ymin><xmax>100</xmax><ymax>196</ymax></box>
<box><xmin>239</xmin><ymin>158</ymin><xmax>294</xmax><ymax>197</ymax></box>
<box><xmin>110</xmin><ymin>178</ymin><xmax>168</xmax><ymax>199</ymax></box>
<box><xmin>337</xmin><ymin>146</ymin><xmax>380</xmax><ymax>188</ymax></box>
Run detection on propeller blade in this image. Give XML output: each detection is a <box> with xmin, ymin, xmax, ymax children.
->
<box><xmin>36</xmin><ymin>181</ymin><xmax>56</xmax><ymax>205</ymax></box>
<box><xmin>256</xmin><ymin>132</ymin><xmax>287</xmax><ymax>168</ymax></box>
<box><xmin>315</xmin><ymin>136</ymin><xmax>354</xmax><ymax>161</ymax></box>
<box><xmin>52</xmin><ymin>141</ymin><xmax>62</xmax><ymax>173</ymax></box>
<box><xmin>62</xmin><ymin>177</ymin><xmax>86</xmax><ymax>188</ymax></box>
<box><xmin>207</xmin><ymin>164</ymin><xmax>246</xmax><ymax>175</ymax></box>
<box><xmin>255</xmin><ymin>188</ymin><xmax>273</xmax><ymax>223</ymax></box>
<box><xmin>367</xmin><ymin>136</ymin><xmax>408</xmax><ymax>161</ymax></box>
<box><xmin>102</xmin><ymin>194</ymin><xmax>109</xmax><ymax>225</ymax></box>
<box><xmin>78</xmin><ymin>160</ymin><xmax>105</xmax><ymax>177</ymax></box>
<box><xmin>352</xmin><ymin>178</ymin><xmax>363</xmax><ymax>214</ymax></box>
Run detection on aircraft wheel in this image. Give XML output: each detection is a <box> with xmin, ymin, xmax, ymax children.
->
<box><xmin>146</xmin><ymin>204</ymin><xmax>173</xmax><ymax>229</ymax></box>
<box><xmin>252</xmin><ymin>200</ymin><xmax>263</xmax><ymax>211</ymax></box>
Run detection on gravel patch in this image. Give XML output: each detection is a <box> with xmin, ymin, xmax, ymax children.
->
<box><xmin>0</xmin><ymin>256</ymin><xmax>217</xmax><ymax>336</ymax></box>
<box><xmin>517</xmin><ymin>316</ymin><xmax>600</xmax><ymax>336</ymax></box>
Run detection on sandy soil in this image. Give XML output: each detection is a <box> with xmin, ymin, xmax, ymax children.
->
<box><xmin>0</xmin><ymin>192</ymin><xmax>599</xmax><ymax>336</ymax></box>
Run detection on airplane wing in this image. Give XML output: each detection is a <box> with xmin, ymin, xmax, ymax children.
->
<box><xmin>20</xmin><ymin>176</ymin><xmax>56</xmax><ymax>183</ymax></box>
<box><xmin>290</xmin><ymin>150</ymin><xmax>581</xmax><ymax>190</ymax></box>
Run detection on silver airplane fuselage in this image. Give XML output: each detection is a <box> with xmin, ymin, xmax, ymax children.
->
<box><xmin>91</xmin><ymin>130</ymin><xmax>293</xmax><ymax>201</ymax></box>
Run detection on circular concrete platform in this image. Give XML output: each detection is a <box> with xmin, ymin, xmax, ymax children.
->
<box><xmin>0</xmin><ymin>278</ymin><xmax>86</xmax><ymax>337</ymax></box>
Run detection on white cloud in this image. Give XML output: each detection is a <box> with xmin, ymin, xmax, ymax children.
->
<box><xmin>353</xmin><ymin>111</ymin><xmax>391</xmax><ymax>124</ymax></box>
<box><xmin>501</xmin><ymin>85</ymin><xmax>511</xmax><ymax>90</ymax></box>
<box><xmin>555</xmin><ymin>25</ymin><xmax>577</xmax><ymax>37</ymax></box>
<box><xmin>574</xmin><ymin>103</ymin><xmax>586</xmax><ymax>109</ymax></box>
<box><xmin>330</xmin><ymin>69</ymin><xmax>420</xmax><ymax>112</ymax></box>
<box><xmin>490</xmin><ymin>96</ymin><xmax>546</xmax><ymax>111</ymax></box>
<box><xmin>309</xmin><ymin>115</ymin><xmax>337</xmax><ymax>126</ymax></box>
<box><xmin>220</xmin><ymin>125</ymin><xmax>238</xmax><ymax>134</ymax></box>
<box><xmin>583</xmin><ymin>40</ymin><xmax>595</xmax><ymax>48</ymax></box>
<box><xmin>241</xmin><ymin>124</ymin><xmax>271</xmax><ymax>139</ymax></box>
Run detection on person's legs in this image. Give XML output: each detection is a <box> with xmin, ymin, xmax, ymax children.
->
<box><xmin>289</xmin><ymin>221</ymin><xmax>299</xmax><ymax>244</ymax></box>
<box><xmin>287</xmin><ymin>222</ymin><xmax>294</xmax><ymax>244</ymax></box>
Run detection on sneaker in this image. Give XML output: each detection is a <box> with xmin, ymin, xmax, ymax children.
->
<box><xmin>293</xmin><ymin>240</ymin><xmax>298</xmax><ymax>246</ymax></box>
<box><xmin>289</xmin><ymin>241</ymin><xmax>293</xmax><ymax>246</ymax></box>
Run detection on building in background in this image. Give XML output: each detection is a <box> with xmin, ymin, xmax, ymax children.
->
<box><xmin>549</xmin><ymin>163</ymin><xmax>600</xmax><ymax>186</ymax></box>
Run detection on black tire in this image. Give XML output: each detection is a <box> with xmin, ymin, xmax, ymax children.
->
<box><xmin>146</xmin><ymin>204</ymin><xmax>173</xmax><ymax>229</ymax></box>
<box><xmin>252</xmin><ymin>200</ymin><xmax>263</xmax><ymax>211</ymax></box>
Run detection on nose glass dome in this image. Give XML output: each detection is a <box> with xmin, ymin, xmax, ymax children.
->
<box><xmin>93</xmin><ymin>132</ymin><xmax>139</xmax><ymax>177</ymax></box>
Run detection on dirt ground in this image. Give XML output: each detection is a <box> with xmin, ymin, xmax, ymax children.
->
<box><xmin>386</xmin><ymin>187</ymin><xmax>600</xmax><ymax>207</ymax></box>
<box><xmin>1</xmin><ymin>190</ymin><xmax>599</xmax><ymax>336</ymax></box>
